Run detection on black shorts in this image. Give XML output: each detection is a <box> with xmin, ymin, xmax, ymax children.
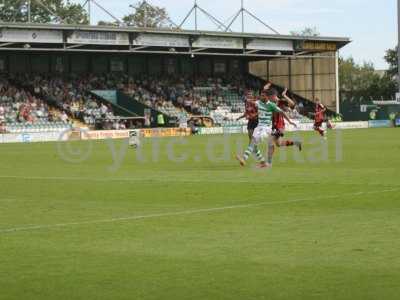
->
<box><xmin>247</xmin><ymin>119</ymin><xmax>259</xmax><ymax>131</ymax></box>
<box><xmin>314</xmin><ymin>121</ymin><xmax>323</xmax><ymax>129</ymax></box>
<box><xmin>272</xmin><ymin>128</ymin><xmax>285</xmax><ymax>138</ymax></box>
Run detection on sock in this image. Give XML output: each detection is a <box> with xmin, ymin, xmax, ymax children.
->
<box><xmin>315</xmin><ymin>127</ymin><xmax>324</xmax><ymax>136</ymax></box>
<box><xmin>254</xmin><ymin>148</ymin><xmax>265</xmax><ymax>163</ymax></box>
<box><xmin>267</xmin><ymin>144</ymin><xmax>275</xmax><ymax>165</ymax></box>
<box><xmin>280</xmin><ymin>140</ymin><xmax>294</xmax><ymax>147</ymax></box>
<box><xmin>243</xmin><ymin>144</ymin><xmax>254</xmax><ymax>161</ymax></box>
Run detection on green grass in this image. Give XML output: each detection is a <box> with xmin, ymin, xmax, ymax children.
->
<box><xmin>0</xmin><ymin>128</ymin><xmax>399</xmax><ymax>300</ymax></box>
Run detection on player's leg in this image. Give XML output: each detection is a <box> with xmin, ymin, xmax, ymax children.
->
<box><xmin>237</xmin><ymin>126</ymin><xmax>266</xmax><ymax>166</ymax></box>
<box><xmin>273</xmin><ymin>129</ymin><xmax>302</xmax><ymax>151</ymax></box>
<box><xmin>241</xmin><ymin>140</ymin><xmax>266</xmax><ymax>164</ymax></box>
<box><xmin>314</xmin><ymin>121</ymin><xmax>325</xmax><ymax>137</ymax></box>
<box><xmin>278</xmin><ymin>131</ymin><xmax>302</xmax><ymax>151</ymax></box>
<box><xmin>326</xmin><ymin>119</ymin><xmax>334</xmax><ymax>129</ymax></box>
<box><xmin>273</xmin><ymin>135</ymin><xmax>281</xmax><ymax>148</ymax></box>
<box><xmin>252</xmin><ymin>144</ymin><xmax>266</xmax><ymax>164</ymax></box>
<box><xmin>247</xmin><ymin>119</ymin><xmax>258</xmax><ymax>144</ymax></box>
<box><xmin>256</xmin><ymin>129</ymin><xmax>273</xmax><ymax>168</ymax></box>
<box><xmin>237</xmin><ymin>139</ymin><xmax>257</xmax><ymax>166</ymax></box>
<box><xmin>247</xmin><ymin>128</ymin><xmax>254</xmax><ymax>144</ymax></box>
<box><xmin>267</xmin><ymin>135</ymin><xmax>275</xmax><ymax>166</ymax></box>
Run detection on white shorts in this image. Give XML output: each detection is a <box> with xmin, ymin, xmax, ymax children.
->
<box><xmin>252</xmin><ymin>125</ymin><xmax>273</xmax><ymax>145</ymax></box>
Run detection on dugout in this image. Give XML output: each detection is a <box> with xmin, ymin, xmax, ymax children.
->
<box><xmin>0</xmin><ymin>23</ymin><xmax>350</xmax><ymax>113</ymax></box>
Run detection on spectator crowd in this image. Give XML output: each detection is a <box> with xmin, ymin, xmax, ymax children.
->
<box><xmin>24</xmin><ymin>74</ymin><xmax>126</xmax><ymax>130</ymax></box>
<box><xmin>0</xmin><ymin>72</ymin><xmax>310</xmax><ymax>133</ymax></box>
<box><xmin>0</xmin><ymin>77</ymin><xmax>69</xmax><ymax>133</ymax></box>
<box><xmin>121</xmin><ymin>74</ymin><xmax>257</xmax><ymax>116</ymax></box>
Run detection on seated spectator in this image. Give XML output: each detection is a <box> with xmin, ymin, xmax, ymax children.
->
<box><xmin>0</xmin><ymin>73</ymin><xmax>313</xmax><ymax>132</ymax></box>
<box><xmin>183</xmin><ymin>96</ymin><xmax>192</xmax><ymax>112</ymax></box>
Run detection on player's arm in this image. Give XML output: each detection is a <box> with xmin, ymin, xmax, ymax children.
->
<box><xmin>263</xmin><ymin>81</ymin><xmax>272</xmax><ymax>91</ymax></box>
<box><xmin>236</xmin><ymin>113</ymin><xmax>246</xmax><ymax>121</ymax></box>
<box><xmin>282</xmin><ymin>88</ymin><xmax>296</xmax><ymax>108</ymax></box>
<box><xmin>271</xmin><ymin>102</ymin><xmax>296</xmax><ymax>127</ymax></box>
<box><xmin>280</xmin><ymin>110</ymin><xmax>297</xmax><ymax>127</ymax></box>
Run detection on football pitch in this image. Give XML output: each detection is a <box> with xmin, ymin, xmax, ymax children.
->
<box><xmin>0</xmin><ymin>128</ymin><xmax>399</xmax><ymax>300</ymax></box>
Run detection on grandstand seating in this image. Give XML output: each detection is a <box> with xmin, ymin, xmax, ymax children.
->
<box><xmin>119</xmin><ymin>75</ymin><xmax>247</xmax><ymax>120</ymax></box>
<box><xmin>0</xmin><ymin>73</ymin><xmax>314</xmax><ymax>132</ymax></box>
<box><xmin>14</xmin><ymin>74</ymin><xmax>123</xmax><ymax>131</ymax></box>
<box><xmin>0</xmin><ymin>77</ymin><xmax>73</xmax><ymax>133</ymax></box>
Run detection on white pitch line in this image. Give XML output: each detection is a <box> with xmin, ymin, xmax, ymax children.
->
<box><xmin>0</xmin><ymin>188</ymin><xmax>398</xmax><ymax>235</ymax></box>
<box><xmin>0</xmin><ymin>174</ymin><xmax>308</xmax><ymax>184</ymax></box>
<box><xmin>0</xmin><ymin>174</ymin><xmax>395</xmax><ymax>186</ymax></box>
<box><xmin>0</xmin><ymin>174</ymin><xmax>274</xmax><ymax>185</ymax></box>
<box><xmin>0</xmin><ymin>175</ymin><xmax>144</xmax><ymax>182</ymax></box>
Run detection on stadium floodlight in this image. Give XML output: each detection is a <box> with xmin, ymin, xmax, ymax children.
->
<box><xmin>178</xmin><ymin>0</ymin><xmax>230</xmax><ymax>31</ymax></box>
<box><xmin>81</xmin><ymin>0</ymin><xmax>91</xmax><ymax>24</ymax></box>
<box><xmin>224</xmin><ymin>0</ymin><xmax>279</xmax><ymax>34</ymax></box>
<box><xmin>90</xmin><ymin>0</ymin><xmax>122</xmax><ymax>25</ymax></box>
<box><xmin>128</xmin><ymin>0</ymin><xmax>179</xmax><ymax>29</ymax></box>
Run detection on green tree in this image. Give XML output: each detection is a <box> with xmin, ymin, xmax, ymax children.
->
<box><xmin>122</xmin><ymin>0</ymin><xmax>171</xmax><ymax>28</ymax></box>
<box><xmin>0</xmin><ymin>0</ymin><xmax>88</xmax><ymax>24</ymax></box>
<box><xmin>56</xmin><ymin>1</ymin><xmax>89</xmax><ymax>25</ymax></box>
<box><xmin>290</xmin><ymin>26</ymin><xmax>320</xmax><ymax>37</ymax></box>
<box><xmin>339</xmin><ymin>57</ymin><xmax>396</xmax><ymax>101</ymax></box>
<box><xmin>384</xmin><ymin>47</ymin><xmax>397</xmax><ymax>79</ymax></box>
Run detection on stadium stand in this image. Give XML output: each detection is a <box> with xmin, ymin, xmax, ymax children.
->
<box><xmin>0</xmin><ymin>22</ymin><xmax>350</xmax><ymax>132</ymax></box>
<box><xmin>0</xmin><ymin>72</ymin><xmax>314</xmax><ymax>132</ymax></box>
<box><xmin>100</xmin><ymin>73</ymin><xmax>264</xmax><ymax>127</ymax></box>
<box><xmin>15</xmin><ymin>74</ymin><xmax>127</xmax><ymax>130</ymax></box>
<box><xmin>0</xmin><ymin>77</ymin><xmax>72</xmax><ymax>133</ymax></box>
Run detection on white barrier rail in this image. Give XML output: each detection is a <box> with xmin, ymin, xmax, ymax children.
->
<box><xmin>0</xmin><ymin>121</ymin><xmax>390</xmax><ymax>143</ymax></box>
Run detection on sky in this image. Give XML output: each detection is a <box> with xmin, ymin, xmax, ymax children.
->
<box><xmin>73</xmin><ymin>0</ymin><xmax>397</xmax><ymax>69</ymax></box>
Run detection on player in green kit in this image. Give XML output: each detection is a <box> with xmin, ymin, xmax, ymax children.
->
<box><xmin>236</xmin><ymin>88</ymin><xmax>297</xmax><ymax>168</ymax></box>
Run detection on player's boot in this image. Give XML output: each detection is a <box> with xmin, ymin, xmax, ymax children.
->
<box><xmin>236</xmin><ymin>155</ymin><xmax>246</xmax><ymax>167</ymax></box>
<box><xmin>295</xmin><ymin>141</ymin><xmax>302</xmax><ymax>151</ymax></box>
<box><xmin>257</xmin><ymin>161</ymin><xmax>271</xmax><ymax>169</ymax></box>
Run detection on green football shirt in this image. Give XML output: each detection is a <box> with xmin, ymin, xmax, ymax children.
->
<box><xmin>256</xmin><ymin>100</ymin><xmax>282</xmax><ymax>126</ymax></box>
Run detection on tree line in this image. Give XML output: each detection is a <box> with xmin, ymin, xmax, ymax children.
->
<box><xmin>0</xmin><ymin>0</ymin><xmax>170</xmax><ymax>28</ymax></box>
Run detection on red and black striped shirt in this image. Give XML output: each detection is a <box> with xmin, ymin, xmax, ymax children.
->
<box><xmin>245</xmin><ymin>98</ymin><xmax>258</xmax><ymax>121</ymax></box>
<box><xmin>315</xmin><ymin>103</ymin><xmax>325</xmax><ymax>123</ymax></box>
<box><xmin>273</xmin><ymin>100</ymin><xmax>287</xmax><ymax>129</ymax></box>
